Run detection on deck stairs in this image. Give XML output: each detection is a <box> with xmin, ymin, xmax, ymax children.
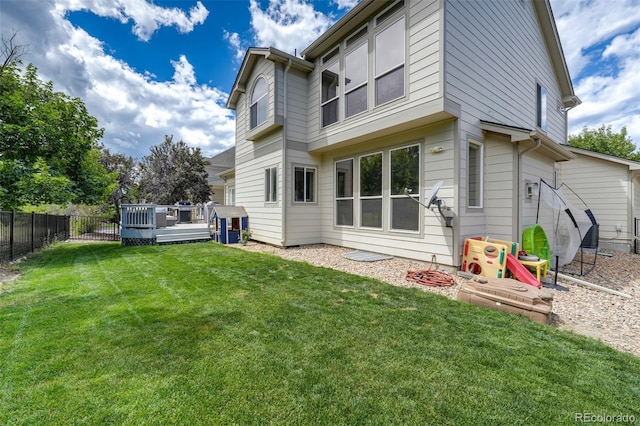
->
<box><xmin>155</xmin><ymin>223</ymin><xmax>211</xmax><ymax>244</ymax></box>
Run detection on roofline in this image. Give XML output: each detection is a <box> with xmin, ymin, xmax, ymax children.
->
<box><xmin>532</xmin><ymin>0</ymin><xmax>581</xmax><ymax>108</ymax></box>
<box><xmin>563</xmin><ymin>145</ymin><xmax>640</xmax><ymax>170</ymax></box>
<box><xmin>226</xmin><ymin>47</ymin><xmax>314</xmax><ymax>110</ymax></box>
<box><xmin>480</xmin><ymin>120</ymin><xmax>576</xmax><ymax>161</ymax></box>
<box><xmin>301</xmin><ymin>0</ymin><xmax>389</xmax><ymax>60</ymax></box>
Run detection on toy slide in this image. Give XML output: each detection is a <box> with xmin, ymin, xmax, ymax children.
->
<box><xmin>505</xmin><ymin>254</ymin><xmax>541</xmax><ymax>288</ymax></box>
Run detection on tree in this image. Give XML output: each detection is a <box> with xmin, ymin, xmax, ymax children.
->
<box><xmin>1</xmin><ymin>31</ymin><xmax>29</xmax><ymax>72</ymax></box>
<box><xmin>138</xmin><ymin>135</ymin><xmax>211</xmax><ymax>205</ymax></box>
<box><xmin>100</xmin><ymin>149</ymin><xmax>138</xmax><ymax>222</ymax></box>
<box><xmin>568</xmin><ymin>125</ymin><xmax>638</xmax><ymax>161</ymax></box>
<box><xmin>0</xmin><ymin>58</ymin><xmax>114</xmax><ymax>210</ymax></box>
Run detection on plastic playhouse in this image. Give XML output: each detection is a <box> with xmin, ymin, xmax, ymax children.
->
<box><xmin>461</xmin><ymin>236</ymin><xmax>547</xmax><ymax>289</ymax></box>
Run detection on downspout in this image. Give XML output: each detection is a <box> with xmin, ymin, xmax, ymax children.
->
<box><xmin>281</xmin><ymin>58</ymin><xmax>292</xmax><ymax>246</ymax></box>
<box><xmin>517</xmin><ymin>136</ymin><xmax>541</xmax><ymax>241</ymax></box>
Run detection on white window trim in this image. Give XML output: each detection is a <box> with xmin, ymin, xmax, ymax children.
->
<box><xmin>389</xmin><ymin>143</ymin><xmax>421</xmax><ymax>233</ymax></box>
<box><xmin>293</xmin><ymin>165</ymin><xmax>317</xmax><ymax>204</ymax></box>
<box><xmin>374</xmin><ymin>15</ymin><xmax>406</xmax><ymax>107</ymax></box>
<box><xmin>335</xmin><ymin>158</ymin><xmax>355</xmax><ymax>228</ymax></box>
<box><xmin>358</xmin><ymin>151</ymin><xmax>383</xmax><ymax>229</ymax></box>
<box><xmin>250</xmin><ymin>77</ymin><xmax>268</xmax><ymax>129</ymax></box>
<box><xmin>468</xmin><ymin>140</ymin><xmax>484</xmax><ymax>209</ymax></box>
<box><xmin>265</xmin><ymin>166</ymin><xmax>277</xmax><ymax>203</ymax></box>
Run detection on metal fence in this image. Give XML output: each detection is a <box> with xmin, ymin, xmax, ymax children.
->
<box><xmin>0</xmin><ymin>211</ymin><xmax>70</xmax><ymax>263</ymax></box>
<box><xmin>0</xmin><ymin>211</ymin><xmax>120</xmax><ymax>264</ymax></box>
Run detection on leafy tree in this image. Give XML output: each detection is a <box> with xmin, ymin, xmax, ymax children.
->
<box><xmin>0</xmin><ymin>55</ymin><xmax>115</xmax><ymax>210</ymax></box>
<box><xmin>100</xmin><ymin>149</ymin><xmax>138</xmax><ymax>222</ymax></box>
<box><xmin>568</xmin><ymin>125</ymin><xmax>638</xmax><ymax>161</ymax></box>
<box><xmin>138</xmin><ymin>135</ymin><xmax>211</xmax><ymax>205</ymax></box>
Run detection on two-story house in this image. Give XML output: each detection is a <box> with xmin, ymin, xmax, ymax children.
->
<box><xmin>226</xmin><ymin>0</ymin><xmax>580</xmax><ymax>267</ymax></box>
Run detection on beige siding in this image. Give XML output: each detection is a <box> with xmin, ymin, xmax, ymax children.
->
<box><xmin>444</xmin><ymin>0</ymin><xmax>566</xmax><ymax>144</ymax></box>
<box><xmin>480</xmin><ymin>135</ymin><xmax>516</xmax><ymax>242</ymax></box>
<box><xmin>317</xmin><ymin>121</ymin><xmax>458</xmax><ymax>265</ymax></box>
<box><xmin>520</xmin><ymin>150</ymin><xmax>556</xmax><ymax>243</ymax></box>
<box><xmin>305</xmin><ymin>0</ymin><xmax>443</xmax><ymax>150</ymax></box>
<box><xmin>286</xmin><ymin>69</ymin><xmax>310</xmax><ymax>143</ymax></box>
<box><xmin>558</xmin><ymin>154</ymin><xmax>631</xmax><ymax>248</ymax></box>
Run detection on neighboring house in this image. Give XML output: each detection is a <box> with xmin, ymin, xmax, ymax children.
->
<box><xmin>226</xmin><ymin>0</ymin><xmax>580</xmax><ymax>267</ymax></box>
<box><xmin>204</xmin><ymin>146</ymin><xmax>235</xmax><ymax>205</ymax></box>
<box><xmin>557</xmin><ymin>146</ymin><xmax>640</xmax><ymax>253</ymax></box>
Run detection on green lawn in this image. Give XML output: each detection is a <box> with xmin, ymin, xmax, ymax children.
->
<box><xmin>1</xmin><ymin>242</ymin><xmax>638</xmax><ymax>425</ymax></box>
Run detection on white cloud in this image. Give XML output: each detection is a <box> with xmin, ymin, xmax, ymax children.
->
<box><xmin>55</xmin><ymin>0</ymin><xmax>209</xmax><ymax>41</ymax></box>
<box><xmin>247</xmin><ymin>0</ymin><xmax>334</xmax><ymax>56</ymax></box>
<box><xmin>0</xmin><ymin>0</ymin><xmax>234</xmax><ymax>159</ymax></box>
<box><xmin>551</xmin><ymin>0</ymin><xmax>640</xmax><ymax>146</ymax></box>
<box><xmin>224</xmin><ymin>30</ymin><xmax>245</xmax><ymax>61</ymax></box>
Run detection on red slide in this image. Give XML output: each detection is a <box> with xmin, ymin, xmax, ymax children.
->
<box><xmin>505</xmin><ymin>254</ymin><xmax>541</xmax><ymax>288</ymax></box>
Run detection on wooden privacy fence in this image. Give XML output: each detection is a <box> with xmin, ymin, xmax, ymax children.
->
<box><xmin>0</xmin><ymin>211</ymin><xmax>120</xmax><ymax>264</ymax></box>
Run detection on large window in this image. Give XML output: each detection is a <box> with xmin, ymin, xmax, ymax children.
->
<box><xmin>265</xmin><ymin>166</ymin><xmax>277</xmax><ymax>203</ymax></box>
<box><xmin>335</xmin><ymin>159</ymin><xmax>354</xmax><ymax>226</ymax></box>
<box><xmin>536</xmin><ymin>83</ymin><xmax>547</xmax><ymax>131</ymax></box>
<box><xmin>359</xmin><ymin>153</ymin><xmax>382</xmax><ymax>228</ymax></box>
<box><xmin>294</xmin><ymin>166</ymin><xmax>316</xmax><ymax>203</ymax></box>
<box><xmin>375</xmin><ymin>17</ymin><xmax>405</xmax><ymax>106</ymax></box>
<box><xmin>250</xmin><ymin>77</ymin><xmax>268</xmax><ymax>129</ymax></box>
<box><xmin>390</xmin><ymin>145</ymin><xmax>419</xmax><ymax>231</ymax></box>
<box><xmin>468</xmin><ymin>141</ymin><xmax>483</xmax><ymax>208</ymax></box>
<box><xmin>345</xmin><ymin>42</ymin><xmax>368</xmax><ymax>118</ymax></box>
<box><xmin>322</xmin><ymin>61</ymin><xmax>340</xmax><ymax>127</ymax></box>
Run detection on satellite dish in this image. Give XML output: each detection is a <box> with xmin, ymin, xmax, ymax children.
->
<box><xmin>426</xmin><ymin>181</ymin><xmax>443</xmax><ymax>209</ymax></box>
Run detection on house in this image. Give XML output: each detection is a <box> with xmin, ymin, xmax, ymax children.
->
<box><xmin>557</xmin><ymin>145</ymin><xmax>640</xmax><ymax>253</ymax></box>
<box><xmin>225</xmin><ymin>0</ymin><xmax>580</xmax><ymax>267</ymax></box>
<box><xmin>203</xmin><ymin>146</ymin><xmax>235</xmax><ymax>205</ymax></box>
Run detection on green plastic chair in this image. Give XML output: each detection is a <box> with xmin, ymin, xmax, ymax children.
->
<box><xmin>522</xmin><ymin>224</ymin><xmax>551</xmax><ymax>264</ymax></box>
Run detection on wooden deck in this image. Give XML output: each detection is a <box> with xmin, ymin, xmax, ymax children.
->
<box><xmin>120</xmin><ymin>204</ymin><xmax>212</xmax><ymax>245</ymax></box>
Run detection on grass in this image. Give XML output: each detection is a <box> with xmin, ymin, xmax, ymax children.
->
<box><xmin>1</xmin><ymin>242</ymin><xmax>639</xmax><ymax>425</ymax></box>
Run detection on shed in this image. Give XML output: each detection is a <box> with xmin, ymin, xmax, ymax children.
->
<box><xmin>210</xmin><ymin>206</ymin><xmax>248</xmax><ymax>244</ymax></box>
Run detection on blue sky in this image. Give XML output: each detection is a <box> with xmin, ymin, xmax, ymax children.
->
<box><xmin>1</xmin><ymin>0</ymin><xmax>639</xmax><ymax>160</ymax></box>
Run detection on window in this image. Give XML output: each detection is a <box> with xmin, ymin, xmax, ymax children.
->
<box><xmin>335</xmin><ymin>159</ymin><xmax>354</xmax><ymax>226</ymax></box>
<box><xmin>265</xmin><ymin>167</ymin><xmax>277</xmax><ymax>202</ymax></box>
<box><xmin>345</xmin><ymin>42</ymin><xmax>368</xmax><ymax>118</ymax></box>
<box><xmin>376</xmin><ymin>0</ymin><xmax>404</xmax><ymax>26</ymax></box>
<box><xmin>375</xmin><ymin>17</ymin><xmax>405</xmax><ymax>106</ymax></box>
<box><xmin>468</xmin><ymin>141</ymin><xmax>483</xmax><ymax>208</ymax></box>
<box><xmin>536</xmin><ymin>83</ymin><xmax>547</xmax><ymax>131</ymax></box>
<box><xmin>294</xmin><ymin>166</ymin><xmax>316</xmax><ymax>203</ymax></box>
<box><xmin>250</xmin><ymin>77</ymin><xmax>268</xmax><ymax>129</ymax></box>
<box><xmin>360</xmin><ymin>153</ymin><xmax>382</xmax><ymax>228</ymax></box>
<box><xmin>322</xmin><ymin>61</ymin><xmax>340</xmax><ymax>127</ymax></box>
<box><xmin>390</xmin><ymin>145</ymin><xmax>419</xmax><ymax>231</ymax></box>
<box><xmin>227</xmin><ymin>186</ymin><xmax>235</xmax><ymax>206</ymax></box>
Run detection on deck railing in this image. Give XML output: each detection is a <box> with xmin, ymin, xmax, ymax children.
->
<box><xmin>121</xmin><ymin>204</ymin><xmax>156</xmax><ymax>229</ymax></box>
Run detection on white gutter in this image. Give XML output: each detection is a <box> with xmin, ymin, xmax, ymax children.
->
<box><xmin>281</xmin><ymin>58</ymin><xmax>292</xmax><ymax>246</ymax></box>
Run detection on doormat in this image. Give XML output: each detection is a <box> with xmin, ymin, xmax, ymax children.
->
<box><xmin>342</xmin><ymin>250</ymin><xmax>393</xmax><ymax>262</ymax></box>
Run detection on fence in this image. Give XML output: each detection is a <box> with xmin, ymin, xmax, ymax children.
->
<box><xmin>0</xmin><ymin>212</ymin><xmax>120</xmax><ymax>264</ymax></box>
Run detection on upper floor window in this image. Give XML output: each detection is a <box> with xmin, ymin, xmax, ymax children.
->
<box><xmin>536</xmin><ymin>83</ymin><xmax>547</xmax><ymax>131</ymax></box>
<box><xmin>251</xmin><ymin>77</ymin><xmax>268</xmax><ymax>129</ymax></box>
<box><xmin>345</xmin><ymin>41</ymin><xmax>368</xmax><ymax>118</ymax></box>
<box><xmin>294</xmin><ymin>166</ymin><xmax>316</xmax><ymax>203</ymax></box>
<box><xmin>322</xmin><ymin>61</ymin><xmax>340</xmax><ymax>127</ymax></box>
<box><xmin>468</xmin><ymin>141</ymin><xmax>483</xmax><ymax>208</ymax></box>
<box><xmin>375</xmin><ymin>17</ymin><xmax>405</xmax><ymax>106</ymax></box>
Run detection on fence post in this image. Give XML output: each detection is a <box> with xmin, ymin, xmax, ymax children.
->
<box><xmin>9</xmin><ymin>210</ymin><xmax>15</xmax><ymax>261</ymax></box>
<box><xmin>31</xmin><ymin>211</ymin><xmax>35</xmax><ymax>253</ymax></box>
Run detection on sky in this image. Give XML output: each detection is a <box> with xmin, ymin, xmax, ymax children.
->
<box><xmin>1</xmin><ymin>0</ymin><xmax>639</xmax><ymax>161</ymax></box>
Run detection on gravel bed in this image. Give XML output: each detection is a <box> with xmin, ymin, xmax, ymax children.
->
<box><xmin>238</xmin><ymin>242</ymin><xmax>640</xmax><ymax>358</ymax></box>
